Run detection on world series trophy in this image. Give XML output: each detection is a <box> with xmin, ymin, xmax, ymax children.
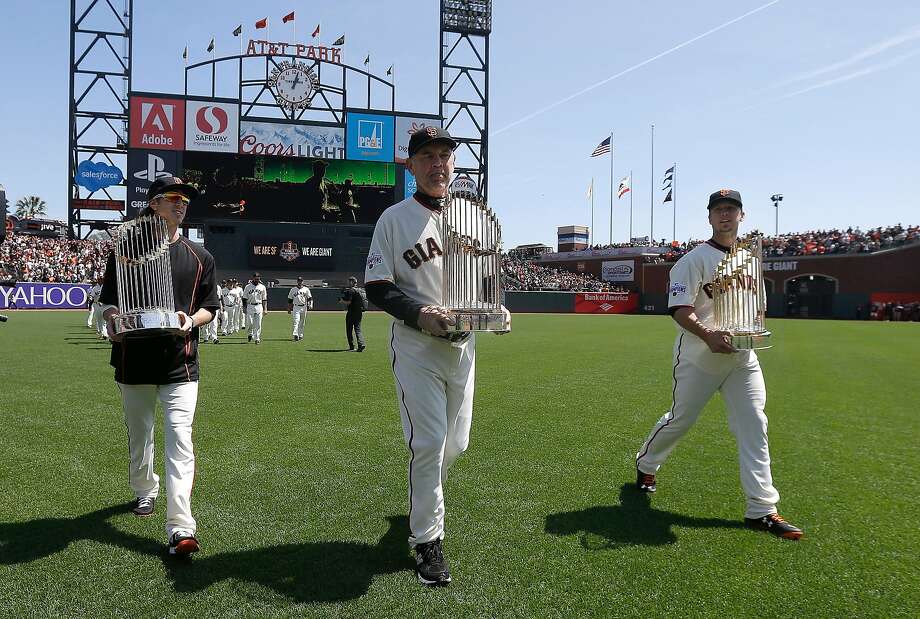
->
<box><xmin>111</xmin><ymin>212</ymin><xmax>182</xmax><ymax>336</ymax></box>
<box><xmin>711</xmin><ymin>233</ymin><xmax>772</xmax><ymax>350</ymax></box>
<box><xmin>441</xmin><ymin>183</ymin><xmax>510</xmax><ymax>332</ymax></box>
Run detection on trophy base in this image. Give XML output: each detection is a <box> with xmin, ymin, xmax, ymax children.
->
<box><xmin>729</xmin><ymin>331</ymin><xmax>772</xmax><ymax>350</ymax></box>
<box><xmin>114</xmin><ymin>311</ymin><xmax>183</xmax><ymax>337</ymax></box>
<box><xmin>449</xmin><ymin>310</ymin><xmax>510</xmax><ymax>333</ymax></box>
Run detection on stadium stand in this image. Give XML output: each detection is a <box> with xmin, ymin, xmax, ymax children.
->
<box><xmin>0</xmin><ymin>232</ymin><xmax>111</xmax><ymax>283</ymax></box>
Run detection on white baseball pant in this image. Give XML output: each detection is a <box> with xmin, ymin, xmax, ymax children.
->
<box><xmin>635</xmin><ymin>335</ymin><xmax>781</xmax><ymax>519</ymax></box>
<box><xmin>291</xmin><ymin>305</ymin><xmax>308</xmax><ymax>338</ymax></box>
<box><xmin>93</xmin><ymin>302</ymin><xmax>106</xmax><ymax>336</ymax></box>
<box><xmin>389</xmin><ymin>322</ymin><xmax>475</xmax><ymax>546</ymax></box>
<box><xmin>247</xmin><ymin>304</ymin><xmax>264</xmax><ymax>341</ymax></box>
<box><xmin>117</xmin><ymin>381</ymin><xmax>199</xmax><ymax>538</ymax></box>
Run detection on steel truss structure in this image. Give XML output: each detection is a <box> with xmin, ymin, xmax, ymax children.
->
<box><xmin>440</xmin><ymin>0</ymin><xmax>491</xmax><ymax>200</ymax></box>
<box><xmin>68</xmin><ymin>0</ymin><xmax>132</xmax><ymax>239</ymax></box>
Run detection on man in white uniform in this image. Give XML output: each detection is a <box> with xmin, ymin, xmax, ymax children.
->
<box><xmin>245</xmin><ymin>273</ymin><xmax>268</xmax><ymax>344</ymax></box>
<box><xmin>287</xmin><ymin>277</ymin><xmax>313</xmax><ymax>341</ymax></box>
<box><xmin>86</xmin><ymin>280</ymin><xmax>101</xmax><ymax>328</ymax></box>
<box><xmin>634</xmin><ymin>189</ymin><xmax>803</xmax><ymax>540</ymax></box>
<box><xmin>227</xmin><ymin>279</ymin><xmax>242</xmax><ymax>333</ymax></box>
<box><xmin>242</xmin><ymin>278</ymin><xmax>254</xmax><ymax>336</ymax></box>
<box><xmin>220</xmin><ymin>280</ymin><xmax>235</xmax><ymax>337</ymax></box>
<box><xmin>365</xmin><ymin>127</ymin><xmax>510</xmax><ymax>586</ymax></box>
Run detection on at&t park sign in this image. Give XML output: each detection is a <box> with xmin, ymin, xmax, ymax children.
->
<box><xmin>245</xmin><ymin>39</ymin><xmax>342</xmax><ymax>64</ymax></box>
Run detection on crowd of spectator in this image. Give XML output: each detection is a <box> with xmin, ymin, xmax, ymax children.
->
<box><xmin>0</xmin><ymin>232</ymin><xmax>111</xmax><ymax>283</ymax></box>
<box><xmin>585</xmin><ymin>224</ymin><xmax>919</xmax><ymax>263</ymax></box>
<box><xmin>501</xmin><ymin>256</ymin><xmax>629</xmax><ymax>292</ymax></box>
<box><xmin>862</xmin><ymin>302</ymin><xmax>920</xmax><ymax>322</ymax></box>
<box><xmin>761</xmin><ymin>224</ymin><xmax>919</xmax><ymax>257</ymax></box>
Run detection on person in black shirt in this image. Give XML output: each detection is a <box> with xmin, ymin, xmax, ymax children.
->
<box><xmin>339</xmin><ymin>275</ymin><xmax>367</xmax><ymax>351</ymax></box>
<box><xmin>98</xmin><ymin>176</ymin><xmax>219</xmax><ymax>556</ymax></box>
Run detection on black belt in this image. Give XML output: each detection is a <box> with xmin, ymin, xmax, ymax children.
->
<box><xmin>250</xmin><ymin>302</ymin><xmax>262</xmax><ymax>305</ymax></box>
<box><xmin>294</xmin><ymin>304</ymin><xmax>305</xmax><ymax>307</ymax></box>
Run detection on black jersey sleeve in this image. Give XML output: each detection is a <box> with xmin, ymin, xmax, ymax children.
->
<box><xmin>365</xmin><ymin>280</ymin><xmax>424</xmax><ymax>329</ymax></box>
<box><xmin>98</xmin><ymin>252</ymin><xmax>118</xmax><ymax>307</ymax></box>
<box><xmin>196</xmin><ymin>251</ymin><xmax>220</xmax><ymax>313</ymax></box>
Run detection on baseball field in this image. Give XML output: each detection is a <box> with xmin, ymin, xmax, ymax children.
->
<box><xmin>1</xmin><ymin>311</ymin><xmax>917</xmax><ymax>618</ymax></box>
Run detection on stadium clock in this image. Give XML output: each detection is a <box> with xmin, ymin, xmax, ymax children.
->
<box><xmin>267</xmin><ymin>61</ymin><xmax>317</xmax><ymax>112</ymax></box>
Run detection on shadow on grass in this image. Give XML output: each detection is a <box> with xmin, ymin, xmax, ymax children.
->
<box><xmin>304</xmin><ymin>348</ymin><xmax>353</xmax><ymax>353</ymax></box>
<box><xmin>545</xmin><ymin>483</ymin><xmax>744</xmax><ymax>549</ymax></box>
<box><xmin>162</xmin><ymin>515</ymin><xmax>412</xmax><ymax>604</ymax></box>
<box><xmin>2</xmin><ymin>506</ymin><xmax>413</xmax><ymax>604</ymax></box>
<box><xmin>0</xmin><ymin>503</ymin><xmax>163</xmax><ymax>564</ymax></box>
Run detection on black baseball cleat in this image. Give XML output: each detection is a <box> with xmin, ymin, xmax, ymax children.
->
<box><xmin>248</xmin><ymin>334</ymin><xmax>253</xmax><ymax>342</ymax></box>
<box><xmin>744</xmin><ymin>513</ymin><xmax>803</xmax><ymax>540</ymax></box>
<box><xmin>415</xmin><ymin>539</ymin><xmax>451</xmax><ymax>586</ymax></box>
<box><xmin>357</xmin><ymin>345</ymin><xmax>366</xmax><ymax>352</ymax></box>
<box><xmin>636</xmin><ymin>467</ymin><xmax>657</xmax><ymax>493</ymax></box>
<box><xmin>168</xmin><ymin>531</ymin><xmax>200</xmax><ymax>556</ymax></box>
<box><xmin>131</xmin><ymin>496</ymin><xmax>155</xmax><ymax>516</ymax></box>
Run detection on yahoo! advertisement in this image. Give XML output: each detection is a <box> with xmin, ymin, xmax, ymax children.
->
<box><xmin>0</xmin><ymin>283</ymin><xmax>91</xmax><ymax>309</ymax></box>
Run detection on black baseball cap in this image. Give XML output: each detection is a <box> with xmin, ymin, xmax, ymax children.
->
<box><xmin>253</xmin><ymin>272</ymin><xmax>261</xmax><ymax>278</ymax></box>
<box><xmin>146</xmin><ymin>176</ymin><xmax>199</xmax><ymax>202</ymax></box>
<box><xmin>707</xmin><ymin>189</ymin><xmax>743</xmax><ymax>210</ymax></box>
<box><xmin>408</xmin><ymin>126</ymin><xmax>458</xmax><ymax>157</ymax></box>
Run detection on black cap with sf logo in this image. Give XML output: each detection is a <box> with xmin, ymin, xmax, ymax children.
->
<box><xmin>408</xmin><ymin>126</ymin><xmax>458</xmax><ymax>158</ymax></box>
<box><xmin>707</xmin><ymin>188</ymin><xmax>743</xmax><ymax>210</ymax></box>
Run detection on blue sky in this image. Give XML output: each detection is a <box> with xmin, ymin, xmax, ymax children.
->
<box><xmin>1</xmin><ymin>0</ymin><xmax>918</xmax><ymax>248</ymax></box>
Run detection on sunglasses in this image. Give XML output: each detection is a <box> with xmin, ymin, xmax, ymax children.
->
<box><xmin>155</xmin><ymin>192</ymin><xmax>191</xmax><ymax>205</ymax></box>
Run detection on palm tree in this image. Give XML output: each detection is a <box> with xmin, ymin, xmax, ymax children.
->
<box><xmin>15</xmin><ymin>196</ymin><xmax>48</xmax><ymax>219</ymax></box>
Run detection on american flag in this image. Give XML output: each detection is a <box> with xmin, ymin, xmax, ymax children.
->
<box><xmin>590</xmin><ymin>136</ymin><xmax>611</xmax><ymax>157</ymax></box>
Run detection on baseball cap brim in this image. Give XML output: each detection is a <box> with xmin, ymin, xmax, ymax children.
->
<box><xmin>707</xmin><ymin>197</ymin><xmax>743</xmax><ymax>209</ymax></box>
<box><xmin>147</xmin><ymin>176</ymin><xmax>200</xmax><ymax>202</ymax></box>
<box><xmin>408</xmin><ymin>136</ymin><xmax>458</xmax><ymax>158</ymax></box>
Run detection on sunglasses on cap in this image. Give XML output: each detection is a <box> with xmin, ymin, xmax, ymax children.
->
<box><xmin>154</xmin><ymin>192</ymin><xmax>191</xmax><ymax>205</ymax></box>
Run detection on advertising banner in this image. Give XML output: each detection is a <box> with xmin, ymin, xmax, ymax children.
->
<box><xmin>601</xmin><ymin>260</ymin><xmax>635</xmax><ymax>282</ymax></box>
<box><xmin>248</xmin><ymin>238</ymin><xmax>335</xmax><ymax>270</ymax></box>
<box><xmin>395</xmin><ymin>116</ymin><xmax>440</xmax><ymax>163</ymax></box>
<box><xmin>75</xmin><ymin>160</ymin><xmax>124</xmax><ymax>191</ymax></box>
<box><xmin>239</xmin><ymin>121</ymin><xmax>345</xmax><ymax>159</ymax></box>
<box><xmin>185</xmin><ymin>100</ymin><xmax>239</xmax><ymax>153</ymax></box>
<box><xmin>1</xmin><ymin>283</ymin><xmax>91</xmax><ymax>309</ymax></box>
<box><xmin>574</xmin><ymin>292</ymin><xmax>639</xmax><ymax>314</ymax></box>
<box><xmin>127</xmin><ymin>150</ymin><xmax>182</xmax><ymax>216</ymax></box>
<box><xmin>346</xmin><ymin>112</ymin><xmax>394</xmax><ymax>162</ymax></box>
<box><xmin>129</xmin><ymin>96</ymin><xmax>184</xmax><ymax>150</ymax></box>
<box><xmin>72</xmin><ymin>198</ymin><xmax>124</xmax><ymax>211</ymax></box>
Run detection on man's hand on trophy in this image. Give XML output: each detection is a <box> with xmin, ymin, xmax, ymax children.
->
<box><xmin>418</xmin><ymin>305</ymin><xmax>455</xmax><ymax>336</ymax></box>
<box><xmin>495</xmin><ymin>304</ymin><xmax>512</xmax><ymax>335</ymax></box>
<box><xmin>177</xmin><ymin>311</ymin><xmax>195</xmax><ymax>334</ymax></box>
<box><xmin>106</xmin><ymin>316</ymin><xmax>124</xmax><ymax>342</ymax></box>
<box><xmin>704</xmin><ymin>329</ymin><xmax>738</xmax><ymax>354</ymax></box>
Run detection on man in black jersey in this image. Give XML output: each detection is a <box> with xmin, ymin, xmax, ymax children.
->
<box><xmin>99</xmin><ymin>176</ymin><xmax>220</xmax><ymax>556</ymax></box>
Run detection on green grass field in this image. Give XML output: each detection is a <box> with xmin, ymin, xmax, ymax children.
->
<box><xmin>1</xmin><ymin>311</ymin><xmax>918</xmax><ymax>618</ymax></box>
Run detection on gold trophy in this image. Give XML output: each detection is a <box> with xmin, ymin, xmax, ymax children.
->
<box><xmin>440</xmin><ymin>187</ymin><xmax>509</xmax><ymax>332</ymax></box>
<box><xmin>111</xmin><ymin>212</ymin><xmax>182</xmax><ymax>336</ymax></box>
<box><xmin>711</xmin><ymin>233</ymin><xmax>771</xmax><ymax>350</ymax></box>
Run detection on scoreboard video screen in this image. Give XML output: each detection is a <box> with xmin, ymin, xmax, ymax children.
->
<box><xmin>181</xmin><ymin>152</ymin><xmax>397</xmax><ymax>225</ymax></box>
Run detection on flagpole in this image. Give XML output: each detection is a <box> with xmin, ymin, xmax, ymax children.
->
<box><xmin>590</xmin><ymin>177</ymin><xmax>595</xmax><ymax>247</ymax></box>
<box><xmin>609</xmin><ymin>131</ymin><xmax>614</xmax><ymax>245</ymax></box>
<box><xmin>650</xmin><ymin>123</ymin><xmax>655</xmax><ymax>246</ymax></box>
<box><xmin>239</xmin><ymin>28</ymin><xmax>243</xmax><ymax>56</ymax></box>
<box><xmin>672</xmin><ymin>163</ymin><xmax>677</xmax><ymax>243</ymax></box>
<box><xmin>629</xmin><ymin>170</ymin><xmax>634</xmax><ymax>241</ymax></box>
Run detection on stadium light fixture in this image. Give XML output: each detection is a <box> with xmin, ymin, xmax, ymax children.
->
<box><xmin>771</xmin><ymin>194</ymin><xmax>783</xmax><ymax>236</ymax></box>
<box><xmin>441</xmin><ymin>0</ymin><xmax>492</xmax><ymax>35</ymax></box>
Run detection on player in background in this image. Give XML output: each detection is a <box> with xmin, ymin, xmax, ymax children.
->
<box><xmin>338</xmin><ymin>276</ymin><xmax>366</xmax><ymax>351</ymax></box>
<box><xmin>245</xmin><ymin>273</ymin><xmax>268</xmax><ymax>344</ymax></box>
<box><xmin>634</xmin><ymin>189</ymin><xmax>803</xmax><ymax>540</ymax></box>
<box><xmin>287</xmin><ymin>277</ymin><xmax>313</xmax><ymax>341</ymax></box>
